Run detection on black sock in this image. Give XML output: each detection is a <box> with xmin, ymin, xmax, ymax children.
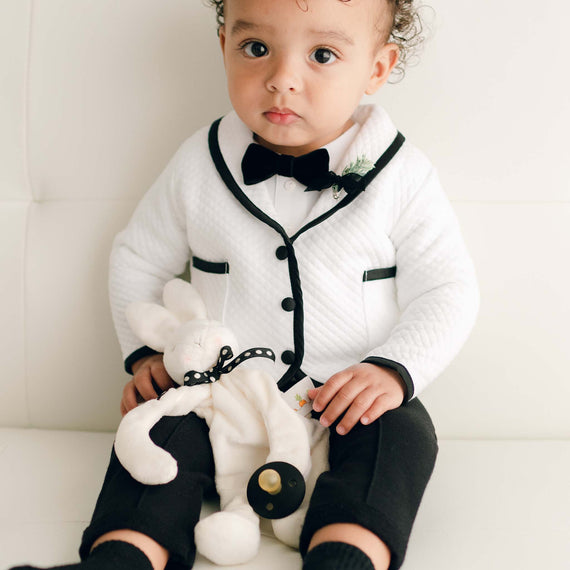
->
<box><xmin>10</xmin><ymin>540</ymin><xmax>153</xmax><ymax>570</ymax></box>
<box><xmin>303</xmin><ymin>541</ymin><xmax>375</xmax><ymax>570</ymax></box>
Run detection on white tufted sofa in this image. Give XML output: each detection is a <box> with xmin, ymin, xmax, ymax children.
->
<box><xmin>1</xmin><ymin>1</ymin><xmax>569</xmax><ymax>569</ymax></box>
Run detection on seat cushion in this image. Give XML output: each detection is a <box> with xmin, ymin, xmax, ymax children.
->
<box><xmin>1</xmin><ymin>429</ymin><xmax>569</xmax><ymax>569</ymax></box>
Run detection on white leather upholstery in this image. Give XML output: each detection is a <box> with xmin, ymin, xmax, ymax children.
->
<box><xmin>2</xmin><ymin>430</ymin><xmax>569</xmax><ymax>569</ymax></box>
<box><xmin>1</xmin><ymin>0</ymin><xmax>569</xmax><ymax>568</ymax></box>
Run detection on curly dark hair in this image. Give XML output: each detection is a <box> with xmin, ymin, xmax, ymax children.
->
<box><xmin>205</xmin><ymin>0</ymin><xmax>426</xmax><ymax>79</ymax></box>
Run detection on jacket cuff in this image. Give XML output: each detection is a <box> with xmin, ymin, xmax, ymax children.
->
<box><xmin>361</xmin><ymin>357</ymin><xmax>415</xmax><ymax>402</ymax></box>
<box><xmin>124</xmin><ymin>346</ymin><xmax>160</xmax><ymax>375</ymax></box>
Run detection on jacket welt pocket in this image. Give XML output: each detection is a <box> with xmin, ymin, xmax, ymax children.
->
<box><xmin>191</xmin><ymin>256</ymin><xmax>230</xmax><ymax>321</ymax></box>
<box><xmin>362</xmin><ymin>266</ymin><xmax>399</xmax><ymax>346</ymax></box>
<box><xmin>192</xmin><ymin>256</ymin><xmax>230</xmax><ymax>275</ymax></box>
<box><xmin>363</xmin><ymin>266</ymin><xmax>397</xmax><ymax>282</ymax></box>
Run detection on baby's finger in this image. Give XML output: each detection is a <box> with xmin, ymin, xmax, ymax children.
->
<box><xmin>307</xmin><ymin>387</ymin><xmax>320</xmax><ymax>400</ymax></box>
<box><xmin>336</xmin><ymin>387</ymin><xmax>380</xmax><ymax>435</ymax></box>
<box><xmin>121</xmin><ymin>381</ymin><xmax>138</xmax><ymax>415</ymax></box>
<box><xmin>318</xmin><ymin>379</ymin><xmax>366</xmax><ymax>427</ymax></box>
<box><xmin>133</xmin><ymin>368</ymin><xmax>159</xmax><ymax>401</ymax></box>
<box><xmin>360</xmin><ymin>393</ymin><xmax>399</xmax><ymax>426</ymax></box>
<box><xmin>312</xmin><ymin>370</ymin><xmax>352</xmax><ymax>413</ymax></box>
<box><xmin>150</xmin><ymin>361</ymin><xmax>174</xmax><ymax>392</ymax></box>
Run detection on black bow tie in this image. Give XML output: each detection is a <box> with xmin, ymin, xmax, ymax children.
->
<box><xmin>241</xmin><ymin>143</ymin><xmax>336</xmax><ymax>190</ymax></box>
<box><xmin>183</xmin><ymin>345</ymin><xmax>275</xmax><ymax>387</ymax></box>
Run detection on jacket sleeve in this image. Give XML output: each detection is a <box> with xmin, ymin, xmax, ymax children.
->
<box><xmin>109</xmin><ymin>143</ymin><xmax>192</xmax><ymax>371</ymax></box>
<box><xmin>363</xmin><ymin>167</ymin><xmax>479</xmax><ymax>400</ymax></box>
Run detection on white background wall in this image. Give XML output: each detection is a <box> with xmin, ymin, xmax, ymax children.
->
<box><xmin>1</xmin><ymin>0</ymin><xmax>569</xmax><ymax>439</ymax></box>
<box><xmin>376</xmin><ymin>0</ymin><xmax>570</xmax><ymax>438</ymax></box>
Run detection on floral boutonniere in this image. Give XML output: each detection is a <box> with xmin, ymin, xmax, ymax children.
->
<box><xmin>332</xmin><ymin>155</ymin><xmax>375</xmax><ymax>199</ymax></box>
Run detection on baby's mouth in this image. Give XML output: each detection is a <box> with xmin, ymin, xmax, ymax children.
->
<box><xmin>264</xmin><ymin>108</ymin><xmax>300</xmax><ymax>125</ymax></box>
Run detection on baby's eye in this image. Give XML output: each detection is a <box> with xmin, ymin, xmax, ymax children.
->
<box><xmin>243</xmin><ymin>41</ymin><xmax>269</xmax><ymax>58</ymax></box>
<box><xmin>310</xmin><ymin>48</ymin><xmax>337</xmax><ymax>65</ymax></box>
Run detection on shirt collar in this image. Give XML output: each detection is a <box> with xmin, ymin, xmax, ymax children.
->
<box><xmin>324</xmin><ymin>122</ymin><xmax>360</xmax><ymax>172</ymax></box>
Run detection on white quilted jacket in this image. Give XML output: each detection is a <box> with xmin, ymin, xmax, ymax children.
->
<box><xmin>109</xmin><ymin>104</ymin><xmax>479</xmax><ymax>399</ymax></box>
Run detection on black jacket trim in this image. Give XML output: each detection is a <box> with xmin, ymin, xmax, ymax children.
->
<box><xmin>192</xmin><ymin>256</ymin><xmax>230</xmax><ymax>275</ymax></box>
<box><xmin>209</xmin><ymin>119</ymin><xmax>304</xmax><ymax>392</ymax></box>
<box><xmin>361</xmin><ymin>356</ymin><xmax>415</xmax><ymax>402</ymax></box>
<box><xmin>208</xmin><ymin>117</ymin><xmax>405</xmax><ymax>392</ymax></box>
<box><xmin>363</xmin><ymin>266</ymin><xmax>397</xmax><ymax>282</ymax></box>
<box><xmin>125</xmin><ymin>346</ymin><xmax>160</xmax><ymax>375</ymax></box>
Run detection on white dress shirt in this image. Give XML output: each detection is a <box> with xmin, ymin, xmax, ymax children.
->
<box><xmin>257</xmin><ymin>123</ymin><xmax>360</xmax><ymax>235</ymax></box>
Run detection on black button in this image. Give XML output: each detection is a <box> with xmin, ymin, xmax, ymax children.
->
<box><xmin>281</xmin><ymin>297</ymin><xmax>295</xmax><ymax>311</ymax></box>
<box><xmin>276</xmin><ymin>246</ymin><xmax>288</xmax><ymax>260</ymax></box>
<box><xmin>281</xmin><ymin>350</ymin><xmax>295</xmax><ymax>365</ymax></box>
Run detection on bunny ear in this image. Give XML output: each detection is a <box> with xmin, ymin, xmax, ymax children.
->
<box><xmin>162</xmin><ymin>279</ymin><xmax>208</xmax><ymax>322</ymax></box>
<box><xmin>126</xmin><ymin>302</ymin><xmax>181</xmax><ymax>352</ymax></box>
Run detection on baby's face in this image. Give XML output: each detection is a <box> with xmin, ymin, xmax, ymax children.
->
<box><xmin>219</xmin><ymin>0</ymin><xmax>398</xmax><ymax>156</ymax></box>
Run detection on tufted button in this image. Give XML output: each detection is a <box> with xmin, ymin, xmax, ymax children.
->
<box><xmin>281</xmin><ymin>297</ymin><xmax>296</xmax><ymax>311</ymax></box>
<box><xmin>276</xmin><ymin>246</ymin><xmax>288</xmax><ymax>260</ymax></box>
<box><xmin>281</xmin><ymin>350</ymin><xmax>295</xmax><ymax>365</ymax></box>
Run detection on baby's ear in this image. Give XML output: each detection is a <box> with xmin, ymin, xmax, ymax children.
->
<box><xmin>126</xmin><ymin>302</ymin><xmax>180</xmax><ymax>352</ymax></box>
<box><xmin>365</xmin><ymin>42</ymin><xmax>400</xmax><ymax>95</ymax></box>
<box><xmin>162</xmin><ymin>279</ymin><xmax>208</xmax><ymax>322</ymax></box>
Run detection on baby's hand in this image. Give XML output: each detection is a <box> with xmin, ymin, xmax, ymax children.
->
<box><xmin>121</xmin><ymin>353</ymin><xmax>174</xmax><ymax>416</ymax></box>
<box><xmin>307</xmin><ymin>363</ymin><xmax>405</xmax><ymax>435</ymax></box>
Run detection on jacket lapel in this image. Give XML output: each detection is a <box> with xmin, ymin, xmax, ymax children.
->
<box><xmin>216</xmin><ymin>112</ymin><xmax>281</xmax><ymax>222</ymax></box>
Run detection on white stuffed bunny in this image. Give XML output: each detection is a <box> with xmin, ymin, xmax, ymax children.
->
<box><xmin>114</xmin><ymin>279</ymin><xmax>329</xmax><ymax>566</ymax></box>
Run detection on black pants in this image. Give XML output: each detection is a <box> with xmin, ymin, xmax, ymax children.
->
<box><xmin>80</xmin><ymin>400</ymin><xmax>437</xmax><ymax>570</ymax></box>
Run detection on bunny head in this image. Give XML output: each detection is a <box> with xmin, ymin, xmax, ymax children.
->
<box><xmin>126</xmin><ymin>279</ymin><xmax>238</xmax><ymax>385</ymax></box>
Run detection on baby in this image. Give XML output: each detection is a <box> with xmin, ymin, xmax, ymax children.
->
<box><xmin>12</xmin><ymin>1</ymin><xmax>478</xmax><ymax>570</ymax></box>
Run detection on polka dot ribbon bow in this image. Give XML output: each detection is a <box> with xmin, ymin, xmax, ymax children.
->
<box><xmin>183</xmin><ymin>345</ymin><xmax>276</xmax><ymax>387</ymax></box>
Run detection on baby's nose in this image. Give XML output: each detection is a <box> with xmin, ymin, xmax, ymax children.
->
<box><xmin>266</xmin><ymin>57</ymin><xmax>302</xmax><ymax>93</ymax></box>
